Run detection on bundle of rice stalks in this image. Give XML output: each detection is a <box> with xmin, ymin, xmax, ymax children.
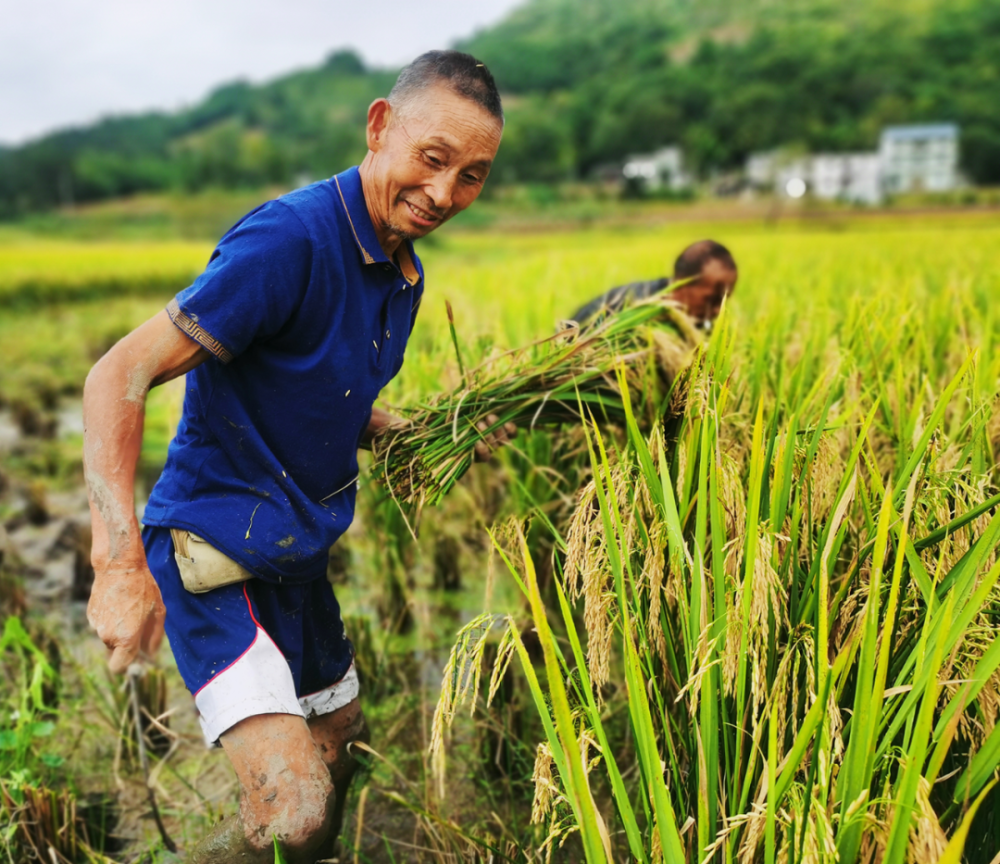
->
<box><xmin>372</xmin><ymin>297</ymin><xmax>700</xmax><ymax>509</ymax></box>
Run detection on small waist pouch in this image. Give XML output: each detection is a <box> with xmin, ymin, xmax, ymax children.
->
<box><xmin>170</xmin><ymin>529</ymin><xmax>253</xmax><ymax>594</ymax></box>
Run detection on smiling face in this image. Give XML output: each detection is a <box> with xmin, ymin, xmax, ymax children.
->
<box><xmin>359</xmin><ymin>84</ymin><xmax>503</xmax><ymax>255</ymax></box>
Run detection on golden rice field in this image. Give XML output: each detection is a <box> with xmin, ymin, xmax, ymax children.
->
<box><xmin>1</xmin><ymin>210</ymin><xmax>1000</xmax><ymax>862</ymax></box>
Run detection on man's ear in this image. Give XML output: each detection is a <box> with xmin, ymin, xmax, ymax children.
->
<box><xmin>366</xmin><ymin>99</ymin><xmax>392</xmax><ymax>152</ymax></box>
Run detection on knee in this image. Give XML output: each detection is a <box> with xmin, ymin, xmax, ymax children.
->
<box><xmin>245</xmin><ymin>769</ymin><xmax>335</xmax><ymax>857</ymax></box>
<box><xmin>276</xmin><ymin>780</ymin><xmax>334</xmax><ymax>853</ymax></box>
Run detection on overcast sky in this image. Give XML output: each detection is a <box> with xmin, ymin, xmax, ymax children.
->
<box><xmin>0</xmin><ymin>0</ymin><xmax>524</xmax><ymax>146</ymax></box>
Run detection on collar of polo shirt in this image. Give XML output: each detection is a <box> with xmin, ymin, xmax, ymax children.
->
<box><xmin>333</xmin><ymin>172</ymin><xmax>421</xmax><ymax>287</ymax></box>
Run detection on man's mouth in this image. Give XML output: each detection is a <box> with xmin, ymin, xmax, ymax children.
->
<box><xmin>403</xmin><ymin>200</ymin><xmax>441</xmax><ymax>227</ymax></box>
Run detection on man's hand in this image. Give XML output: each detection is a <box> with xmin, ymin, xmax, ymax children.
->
<box><xmin>473</xmin><ymin>414</ymin><xmax>518</xmax><ymax>462</ymax></box>
<box><xmin>87</xmin><ymin>561</ymin><xmax>166</xmax><ymax>674</ymax></box>
<box><xmin>362</xmin><ymin>407</ymin><xmax>411</xmax><ymax>449</ymax></box>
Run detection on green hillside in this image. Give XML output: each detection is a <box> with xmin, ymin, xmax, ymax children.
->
<box><xmin>2</xmin><ymin>0</ymin><xmax>999</xmax><ymax>217</ymax></box>
<box><xmin>465</xmin><ymin>0</ymin><xmax>1000</xmax><ymax>182</ymax></box>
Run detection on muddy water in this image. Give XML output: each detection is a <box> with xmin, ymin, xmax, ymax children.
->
<box><xmin>0</xmin><ymin>397</ymin><xmax>85</xmax><ymax>448</ymax></box>
<box><xmin>1</xmin><ymin>398</ymin><xmax>91</xmax><ymax>630</ymax></box>
<box><xmin>0</xmin><ymin>410</ymin><xmax>19</xmax><ymax>451</ymax></box>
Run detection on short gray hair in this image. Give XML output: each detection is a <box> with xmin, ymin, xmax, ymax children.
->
<box><xmin>388</xmin><ymin>50</ymin><xmax>503</xmax><ymax>124</ymax></box>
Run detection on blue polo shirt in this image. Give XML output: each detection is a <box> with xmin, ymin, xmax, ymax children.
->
<box><xmin>143</xmin><ymin>166</ymin><xmax>424</xmax><ymax>584</ymax></box>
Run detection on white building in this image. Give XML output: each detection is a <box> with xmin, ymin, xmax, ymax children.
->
<box><xmin>746</xmin><ymin>151</ymin><xmax>779</xmax><ymax>189</ymax></box>
<box><xmin>774</xmin><ymin>157</ymin><xmax>812</xmax><ymax>199</ymax></box>
<box><xmin>622</xmin><ymin>147</ymin><xmax>689</xmax><ymax>192</ymax></box>
<box><xmin>811</xmin><ymin>154</ymin><xmax>883</xmax><ymax>205</ymax></box>
<box><xmin>745</xmin><ymin>125</ymin><xmax>961</xmax><ymax>204</ymax></box>
<box><xmin>879</xmin><ymin>124</ymin><xmax>959</xmax><ymax>194</ymax></box>
<box><xmin>746</xmin><ymin>151</ymin><xmax>816</xmax><ymax>199</ymax></box>
<box><xmin>754</xmin><ymin>152</ymin><xmax>883</xmax><ymax>204</ymax></box>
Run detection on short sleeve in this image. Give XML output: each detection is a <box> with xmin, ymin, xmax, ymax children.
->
<box><xmin>167</xmin><ymin>201</ymin><xmax>312</xmax><ymax>363</ymax></box>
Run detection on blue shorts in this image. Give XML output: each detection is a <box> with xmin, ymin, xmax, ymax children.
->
<box><xmin>143</xmin><ymin>526</ymin><xmax>358</xmax><ymax>743</ymax></box>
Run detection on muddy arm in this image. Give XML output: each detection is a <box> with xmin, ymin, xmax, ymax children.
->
<box><xmin>83</xmin><ymin>309</ymin><xmax>208</xmax><ymax>673</ymax></box>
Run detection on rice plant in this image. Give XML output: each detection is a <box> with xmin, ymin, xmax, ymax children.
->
<box><xmin>432</xmin><ymin>269</ymin><xmax>1000</xmax><ymax>861</ymax></box>
<box><xmin>0</xmin><ymin>240</ymin><xmax>207</xmax><ymax>308</ymax></box>
<box><xmin>0</xmin><ymin>618</ymin><xmax>115</xmax><ymax>862</ymax></box>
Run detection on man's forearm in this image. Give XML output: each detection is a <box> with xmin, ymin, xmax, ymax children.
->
<box><xmin>83</xmin><ymin>354</ymin><xmax>148</xmax><ymax>568</ymax></box>
<box><xmin>84</xmin><ymin>311</ymin><xmax>208</xmax><ymax>566</ymax></box>
<box><xmin>82</xmin><ymin>345</ymin><xmax>167</xmax><ymax>674</ymax></box>
<box><xmin>83</xmin><ymin>312</ymin><xmax>208</xmax><ymax>672</ymax></box>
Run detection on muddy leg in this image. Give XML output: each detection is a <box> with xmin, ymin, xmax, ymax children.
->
<box><xmin>308</xmin><ymin>698</ymin><xmax>370</xmax><ymax>857</ymax></box>
<box><xmin>186</xmin><ymin>713</ymin><xmax>334</xmax><ymax>864</ymax></box>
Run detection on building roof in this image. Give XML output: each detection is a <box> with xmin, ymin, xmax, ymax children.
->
<box><xmin>881</xmin><ymin>124</ymin><xmax>958</xmax><ymax>141</ymax></box>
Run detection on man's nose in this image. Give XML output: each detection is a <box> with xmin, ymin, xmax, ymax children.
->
<box><xmin>426</xmin><ymin>174</ymin><xmax>455</xmax><ymax>212</ymax></box>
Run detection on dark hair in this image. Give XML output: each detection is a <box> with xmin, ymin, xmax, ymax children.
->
<box><xmin>388</xmin><ymin>50</ymin><xmax>503</xmax><ymax>123</ymax></box>
<box><xmin>673</xmin><ymin>240</ymin><xmax>737</xmax><ymax>280</ymax></box>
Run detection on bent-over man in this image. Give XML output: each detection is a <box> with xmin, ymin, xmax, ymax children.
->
<box><xmin>570</xmin><ymin>239</ymin><xmax>738</xmax><ymax>330</ymax></box>
<box><xmin>83</xmin><ymin>51</ymin><xmax>511</xmax><ymax>864</ymax></box>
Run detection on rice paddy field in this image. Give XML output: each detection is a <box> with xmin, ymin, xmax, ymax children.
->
<box><xmin>1</xmin><ymin>206</ymin><xmax>1000</xmax><ymax>863</ymax></box>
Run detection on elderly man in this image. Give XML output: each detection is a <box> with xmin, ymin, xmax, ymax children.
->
<box><xmin>570</xmin><ymin>239</ymin><xmax>738</xmax><ymax>330</ymax></box>
<box><xmin>83</xmin><ymin>51</ymin><xmax>509</xmax><ymax>863</ymax></box>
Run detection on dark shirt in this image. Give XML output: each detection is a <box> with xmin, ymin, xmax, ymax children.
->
<box><xmin>144</xmin><ymin>166</ymin><xmax>424</xmax><ymax>584</ymax></box>
<box><xmin>569</xmin><ymin>277</ymin><xmax>671</xmax><ymax>325</ymax></box>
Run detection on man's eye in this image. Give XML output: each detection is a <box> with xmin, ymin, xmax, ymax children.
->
<box><xmin>424</xmin><ymin>153</ymin><xmax>443</xmax><ymax>166</ymax></box>
<box><xmin>462</xmin><ymin>173</ymin><xmax>482</xmax><ymax>184</ymax></box>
